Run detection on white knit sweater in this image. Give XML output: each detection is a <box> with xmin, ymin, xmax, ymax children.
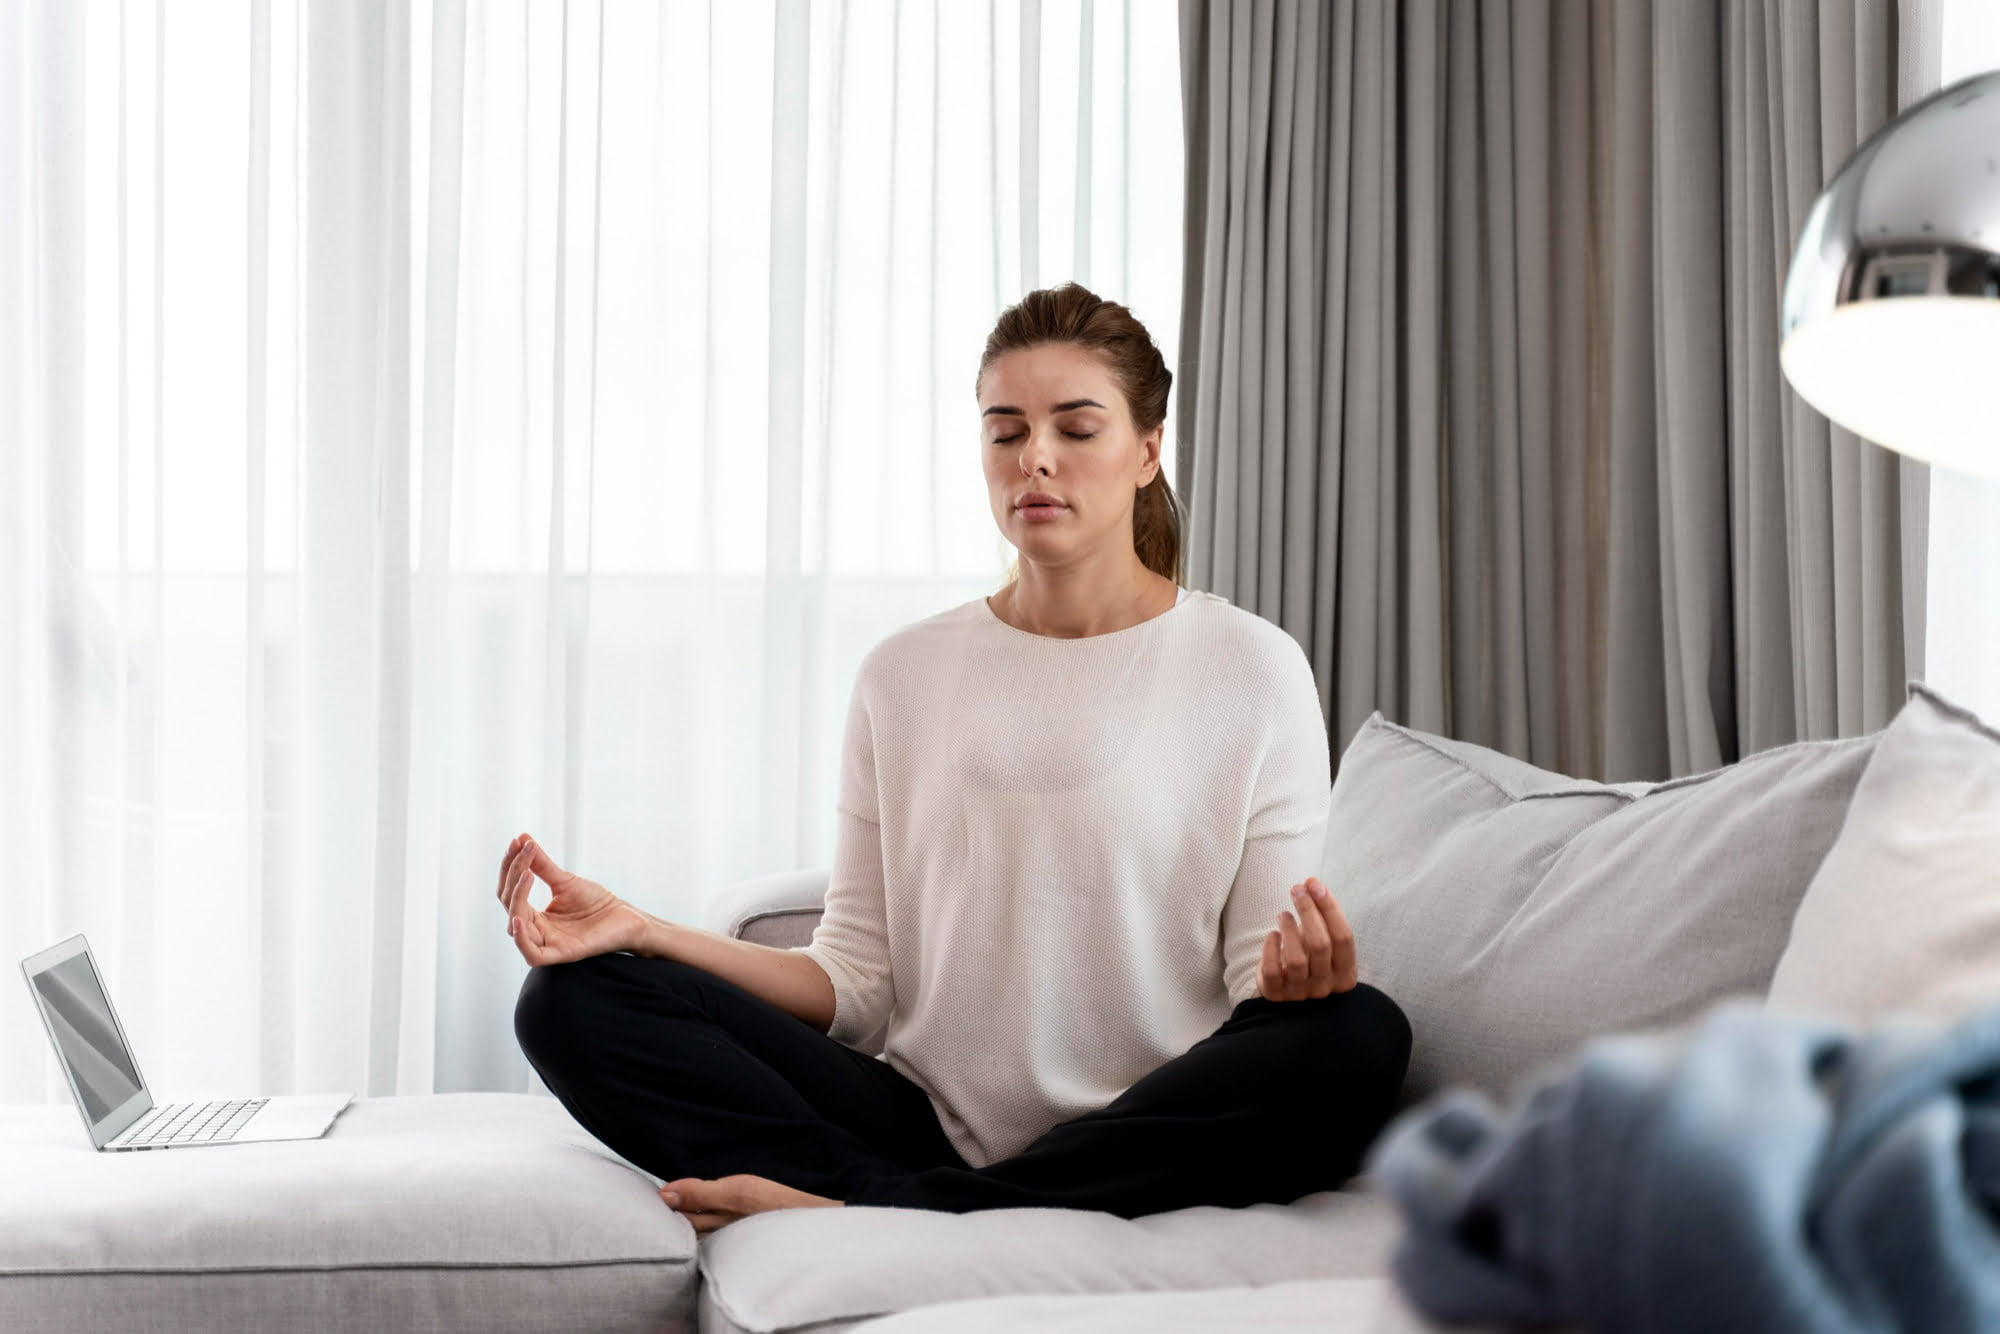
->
<box><xmin>796</xmin><ymin>586</ymin><xmax>1333</xmax><ymax>1169</ymax></box>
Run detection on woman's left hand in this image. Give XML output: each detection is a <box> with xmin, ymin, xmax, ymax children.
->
<box><xmin>1257</xmin><ymin>877</ymin><xmax>1359</xmax><ymax>1002</ymax></box>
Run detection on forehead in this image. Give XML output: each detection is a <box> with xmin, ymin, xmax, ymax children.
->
<box><xmin>978</xmin><ymin>344</ymin><xmax>1120</xmax><ymax>410</ymax></box>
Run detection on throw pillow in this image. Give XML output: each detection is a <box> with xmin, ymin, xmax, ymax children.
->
<box><xmin>1322</xmin><ymin>714</ymin><xmax>1879</xmax><ymax>1106</ymax></box>
<box><xmin>1765</xmin><ymin>680</ymin><xmax>2000</xmax><ymax>1027</ymax></box>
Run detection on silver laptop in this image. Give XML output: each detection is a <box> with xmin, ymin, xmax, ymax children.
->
<box><xmin>22</xmin><ymin>933</ymin><xmax>352</xmax><ymax>1151</ymax></box>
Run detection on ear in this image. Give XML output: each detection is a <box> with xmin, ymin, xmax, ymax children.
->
<box><xmin>1140</xmin><ymin>428</ymin><xmax>1164</xmax><ymax>487</ymax></box>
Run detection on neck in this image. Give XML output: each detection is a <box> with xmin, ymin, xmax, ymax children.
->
<box><xmin>992</xmin><ymin>568</ymin><xmax>1168</xmax><ymax>640</ymax></box>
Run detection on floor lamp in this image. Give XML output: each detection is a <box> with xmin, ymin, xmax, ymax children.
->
<box><xmin>1782</xmin><ymin>70</ymin><xmax>2000</xmax><ymax>482</ymax></box>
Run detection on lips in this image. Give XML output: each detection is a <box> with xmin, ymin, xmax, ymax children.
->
<box><xmin>1016</xmin><ymin>493</ymin><xmax>1066</xmax><ymax>510</ymax></box>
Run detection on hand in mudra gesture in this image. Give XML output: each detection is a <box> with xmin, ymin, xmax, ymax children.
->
<box><xmin>496</xmin><ymin>833</ymin><xmax>645</xmax><ymax>967</ymax></box>
<box><xmin>1258</xmin><ymin>877</ymin><xmax>1360</xmax><ymax>1002</ymax></box>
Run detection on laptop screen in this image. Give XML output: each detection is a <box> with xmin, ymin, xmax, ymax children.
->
<box><xmin>30</xmin><ymin>951</ymin><xmax>144</xmax><ymax>1126</ymax></box>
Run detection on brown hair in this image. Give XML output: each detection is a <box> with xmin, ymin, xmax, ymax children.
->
<box><xmin>976</xmin><ymin>282</ymin><xmax>1186</xmax><ymax>588</ymax></box>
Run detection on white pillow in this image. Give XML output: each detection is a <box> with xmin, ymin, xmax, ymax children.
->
<box><xmin>1765</xmin><ymin>681</ymin><xmax>2000</xmax><ymax>1027</ymax></box>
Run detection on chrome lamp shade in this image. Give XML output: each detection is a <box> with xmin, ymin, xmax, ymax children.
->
<box><xmin>1781</xmin><ymin>70</ymin><xmax>2000</xmax><ymax>481</ymax></box>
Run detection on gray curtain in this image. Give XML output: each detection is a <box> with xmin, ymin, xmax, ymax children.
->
<box><xmin>1176</xmin><ymin>0</ymin><xmax>1937</xmax><ymax>782</ymax></box>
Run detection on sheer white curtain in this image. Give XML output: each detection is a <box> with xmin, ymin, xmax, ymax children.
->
<box><xmin>0</xmin><ymin>0</ymin><xmax>1184</xmax><ymax>1105</ymax></box>
<box><xmin>1929</xmin><ymin>1</ymin><xmax>2000</xmax><ymax>722</ymax></box>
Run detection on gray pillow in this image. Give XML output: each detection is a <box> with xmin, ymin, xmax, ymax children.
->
<box><xmin>1322</xmin><ymin>715</ymin><xmax>1879</xmax><ymax>1106</ymax></box>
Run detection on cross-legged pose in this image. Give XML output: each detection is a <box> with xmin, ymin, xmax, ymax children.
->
<box><xmin>505</xmin><ymin>282</ymin><xmax>1412</xmax><ymax>1233</ymax></box>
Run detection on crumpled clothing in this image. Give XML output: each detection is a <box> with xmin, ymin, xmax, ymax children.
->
<box><xmin>1366</xmin><ymin>998</ymin><xmax>2000</xmax><ymax>1333</ymax></box>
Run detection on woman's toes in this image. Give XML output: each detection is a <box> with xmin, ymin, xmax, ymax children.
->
<box><xmin>660</xmin><ymin>1174</ymin><xmax>843</xmax><ymax>1226</ymax></box>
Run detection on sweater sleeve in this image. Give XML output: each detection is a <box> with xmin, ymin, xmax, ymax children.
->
<box><xmin>795</xmin><ymin>666</ymin><xmax>896</xmax><ymax>1046</ymax></box>
<box><xmin>1219</xmin><ymin>638</ymin><xmax>1334</xmax><ymax>1006</ymax></box>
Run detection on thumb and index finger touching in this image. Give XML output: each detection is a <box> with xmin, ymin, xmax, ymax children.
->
<box><xmin>500</xmin><ymin>833</ymin><xmax>564</xmax><ymax>947</ymax></box>
<box><xmin>498</xmin><ymin>831</ymin><xmax>564</xmax><ymax>891</ymax></box>
<box><xmin>1261</xmin><ymin>876</ymin><xmax>1360</xmax><ymax>999</ymax></box>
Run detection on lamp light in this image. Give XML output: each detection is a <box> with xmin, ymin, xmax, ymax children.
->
<box><xmin>1781</xmin><ymin>70</ymin><xmax>2000</xmax><ymax>481</ymax></box>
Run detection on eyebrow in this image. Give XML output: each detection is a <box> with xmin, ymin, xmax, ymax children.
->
<box><xmin>981</xmin><ymin>398</ymin><xmax>1107</xmax><ymax>418</ymax></box>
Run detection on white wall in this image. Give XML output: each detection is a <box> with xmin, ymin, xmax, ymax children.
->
<box><xmin>1927</xmin><ymin>3</ymin><xmax>2000</xmax><ymax>721</ymax></box>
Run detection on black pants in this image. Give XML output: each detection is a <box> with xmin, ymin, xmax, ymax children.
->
<box><xmin>513</xmin><ymin>951</ymin><xmax>1412</xmax><ymax>1218</ymax></box>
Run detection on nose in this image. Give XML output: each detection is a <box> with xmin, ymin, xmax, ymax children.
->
<box><xmin>1018</xmin><ymin>427</ymin><xmax>1055</xmax><ymax>477</ymax></box>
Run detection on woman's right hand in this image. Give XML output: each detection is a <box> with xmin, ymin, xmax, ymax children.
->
<box><xmin>497</xmin><ymin>833</ymin><xmax>645</xmax><ymax>966</ymax></box>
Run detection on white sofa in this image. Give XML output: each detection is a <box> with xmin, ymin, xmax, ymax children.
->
<box><xmin>10</xmin><ymin>680</ymin><xmax>1988</xmax><ymax>1332</ymax></box>
<box><xmin>0</xmin><ymin>867</ymin><xmax>1434</xmax><ymax>1334</ymax></box>
<box><xmin>687</xmin><ymin>685</ymin><xmax>1890</xmax><ymax>1334</ymax></box>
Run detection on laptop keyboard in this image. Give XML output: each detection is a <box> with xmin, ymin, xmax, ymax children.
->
<box><xmin>119</xmin><ymin>1098</ymin><xmax>269</xmax><ymax>1147</ymax></box>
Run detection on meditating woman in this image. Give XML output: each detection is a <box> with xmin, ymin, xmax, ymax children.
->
<box><xmin>505</xmin><ymin>282</ymin><xmax>1412</xmax><ymax>1233</ymax></box>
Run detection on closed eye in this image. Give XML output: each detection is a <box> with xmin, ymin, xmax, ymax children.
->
<box><xmin>993</xmin><ymin>432</ymin><xmax>1096</xmax><ymax>444</ymax></box>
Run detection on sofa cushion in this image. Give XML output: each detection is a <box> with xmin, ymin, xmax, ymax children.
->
<box><xmin>0</xmin><ymin>1092</ymin><xmax>697</xmax><ymax>1333</ymax></box>
<box><xmin>1322</xmin><ymin>714</ymin><xmax>1877</xmax><ymax>1107</ymax></box>
<box><xmin>696</xmin><ymin>1180</ymin><xmax>1400</xmax><ymax>1334</ymax></box>
<box><xmin>842</xmin><ymin>1276</ymin><xmax>1537</xmax><ymax>1333</ymax></box>
<box><xmin>1766</xmin><ymin>681</ymin><xmax>2000</xmax><ymax>1027</ymax></box>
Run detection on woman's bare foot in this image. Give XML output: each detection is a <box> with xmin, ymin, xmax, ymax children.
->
<box><xmin>660</xmin><ymin>1174</ymin><xmax>844</xmax><ymax>1234</ymax></box>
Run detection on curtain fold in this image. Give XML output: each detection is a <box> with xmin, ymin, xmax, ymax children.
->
<box><xmin>1178</xmin><ymin>0</ymin><xmax>1932</xmax><ymax>782</ymax></box>
<box><xmin>2</xmin><ymin>0</ymin><xmax>1184</xmax><ymax>1105</ymax></box>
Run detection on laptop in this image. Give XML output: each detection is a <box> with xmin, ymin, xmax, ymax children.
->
<box><xmin>22</xmin><ymin>933</ymin><xmax>352</xmax><ymax>1151</ymax></box>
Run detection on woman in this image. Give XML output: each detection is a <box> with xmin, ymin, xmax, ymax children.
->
<box><xmin>506</xmin><ymin>282</ymin><xmax>1411</xmax><ymax>1234</ymax></box>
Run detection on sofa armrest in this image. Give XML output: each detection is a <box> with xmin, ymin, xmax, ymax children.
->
<box><xmin>698</xmin><ymin>866</ymin><xmax>830</xmax><ymax>947</ymax></box>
